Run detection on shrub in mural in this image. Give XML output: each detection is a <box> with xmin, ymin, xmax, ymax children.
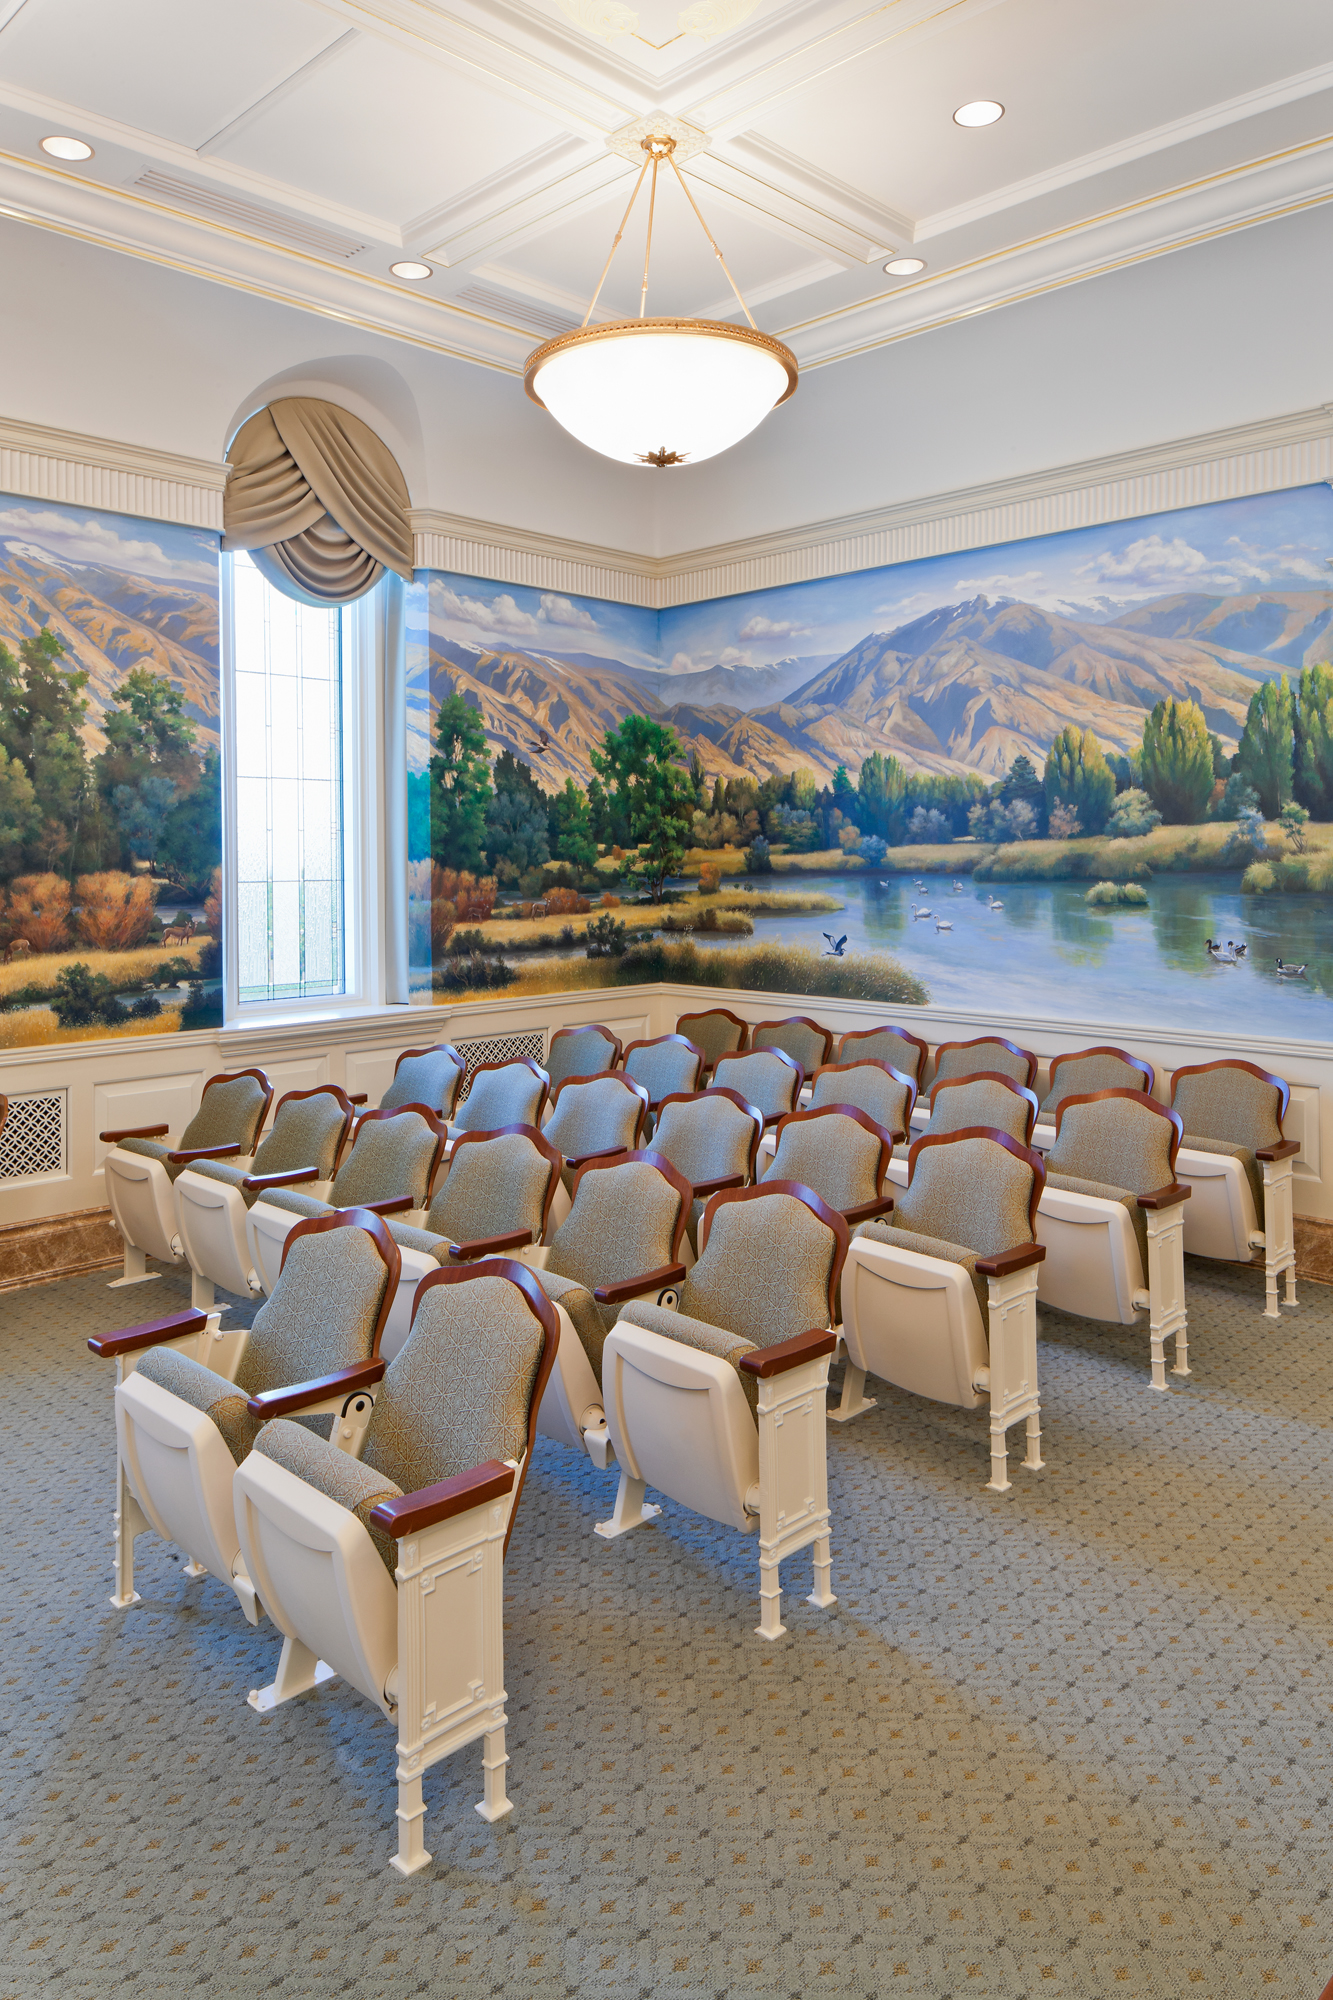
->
<box><xmin>406</xmin><ymin>484</ymin><xmax>1333</xmax><ymax>1039</ymax></box>
<box><xmin>0</xmin><ymin>497</ymin><xmax>221</xmax><ymax>1045</ymax></box>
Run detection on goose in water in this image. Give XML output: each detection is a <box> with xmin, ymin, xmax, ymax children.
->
<box><xmin>1206</xmin><ymin>938</ymin><xmax>1238</xmax><ymax>963</ymax></box>
<box><xmin>1275</xmin><ymin>958</ymin><xmax>1308</xmax><ymax>979</ymax></box>
<box><xmin>952</xmin><ymin>879</ymin><xmax>965</xmax><ymax>893</ymax></box>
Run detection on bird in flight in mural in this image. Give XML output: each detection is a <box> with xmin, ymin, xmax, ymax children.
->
<box><xmin>822</xmin><ymin>933</ymin><xmax>848</xmax><ymax>957</ymax></box>
<box><xmin>1275</xmin><ymin>958</ymin><xmax>1308</xmax><ymax>978</ymax></box>
<box><xmin>529</xmin><ymin>727</ymin><xmax>551</xmax><ymax>754</ymax></box>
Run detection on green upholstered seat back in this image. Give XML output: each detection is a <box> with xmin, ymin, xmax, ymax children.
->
<box><xmin>455</xmin><ymin>1063</ymin><xmax>546</xmax><ymax>1133</ymax></box>
<box><xmin>933</xmin><ymin>1041</ymin><xmax>1030</xmax><ymax>1087</ymax></box>
<box><xmin>763</xmin><ymin>1114</ymin><xmax>880</xmax><ymax>1212</ymax></box>
<box><xmin>811</xmin><ymin>1063</ymin><xmax>911</xmax><ymax>1132</ymax></box>
<box><xmin>1040</xmin><ymin>1051</ymin><xmax>1146</xmax><ymax>1120</ymax></box>
<box><xmin>545</xmin><ymin>1027</ymin><xmax>618</xmax><ymax>1090</ymax></box>
<box><xmin>928</xmin><ymin>1077</ymin><xmax>1030</xmax><ymax>1143</ymax></box>
<box><xmin>545</xmin><ymin>1160</ymin><xmax>682</xmax><ymax>1295</ymax></box>
<box><xmin>251</xmin><ymin>1092</ymin><xmax>347</xmax><ymax>1180</ymax></box>
<box><xmin>652</xmin><ymin>1095</ymin><xmax>754</xmax><ymax>1187</ymax></box>
<box><xmin>838</xmin><ymin>1029</ymin><xmax>923</xmax><ymax>1080</ymax></box>
<box><xmin>235</xmin><ymin>1225</ymin><xmax>391</xmax><ymax>1399</ymax></box>
<box><xmin>332</xmin><ymin>1113</ymin><xmax>437</xmax><ymax>1208</ymax></box>
<box><xmin>180</xmin><ymin>1074</ymin><xmax>268</xmax><ymax>1155</ymax></box>
<box><xmin>381</xmin><ymin>1049</ymin><xmax>463</xmax><ymax>1116</ymax></box>
<box><xmin>680</xmin><ymin>1191</ymin><xmax>834</xmax><ymax>1349</ymax></box>
<box><xmin>1047</xmin><ymin>1096</ymin><xmax>1174</xmax><ymax>1198</ymax></box>
<box><xmin>896</xmin><ymin>1135</ymin><xmax>1035</xmax><ymax>1258</ymax></box>
<box><xmin>545</xmin><ymin>1076</ymin><xmax>642</xmax><ymax>1162</ymax></box>
<box><xmin>623</xmin><ymin>1040</ymin><xmax>700</xmax><ymax>1104</ymax></box>
<box><xmin>426</xmin><ymin>1132</ymin><xmax>551</xmax><ymax>1244</ymax></box>
<box><xmin>676</xmin><ymin>1010</ymin><xmax>745</xmax><ymax>1066</ymax></box>
<box><xmin>752</xmin><ymin>1020</ymin><xmax>827</xmax><ymax>1074</ymax></box>
<box><xmin>709</xmin><ymin>1051</ymin><xmax>798</xmax><ymax>1124</ymax></box>
<box><xmin>1170</xmin><ymin>1067</ymin><xmax>1283</xmax><ymax>1153</ymax></box>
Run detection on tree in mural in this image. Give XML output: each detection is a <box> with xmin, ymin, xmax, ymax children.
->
<box><xmin>1139</xmin><ymin>697</ymin><xmax>1215</xmax><ymax>823</ymax></box>
<box><xmin>0</xmin><ymin>629</ymin><xmax>101</xmax><ymax>877</ymax></box>
<box><xmin>549</xmin><ymin>776</ymin><xmax>598</xmax><ymax>869</ymax></box>
<box><xmin>1294</xmin><ymin>662</ymin><xmax>1333</xmax><ymax>819</ymax></box>
<box><xmin>591</xmin><ymin>713</ymin><xmax>693</xmax><ymax>902</ymax></box>
<box><xmin>855</xmin><ymin>750</ymin><xmax>909</xmax><ymax>842</ymax></box>
<box><xmin>1044</xmin><ymin>726</ymin><xmax>1116</xmax><ymax>835</ymax></box>
<box><xmin>484</xmin><ymin>750</ymin><xmax>550</xmax><ymax>884</ymax></box>
<box><xmin>429</xmin><ymin>690</ymin><xmax>493</xmax><ymax>871</ymax></box>
<box><xmin>1236</xmin><ymin>678</ymin><xmax>1294</xmax><ymax>818</ymax></box>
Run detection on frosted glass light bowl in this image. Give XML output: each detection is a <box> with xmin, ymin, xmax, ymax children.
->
<box><xmin>525</xmin><ymin>318</ymin><xmax>798</xmax><ymax>467</ymax></box>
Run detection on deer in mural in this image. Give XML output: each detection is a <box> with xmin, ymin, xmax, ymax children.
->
<box><xmin>161</xmin><ymin>917</ymin><xmax>196</xmax><ymax>947</ymax></box>
<box><xmin>3</xmin><ymin>939</ymin><xmax>31</xmax><ymax>964</ymax></box>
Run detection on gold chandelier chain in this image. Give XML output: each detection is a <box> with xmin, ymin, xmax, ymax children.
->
<box><xmin>580</xmin><ymin>132</ymin><xmax>759</xmax><ymax>334</ymax></box>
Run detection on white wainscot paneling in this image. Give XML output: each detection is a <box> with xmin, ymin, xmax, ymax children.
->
<box><xmin>1286</xmin><ymin>1086</ymin><xmax>1320</xmax><ymax>1182</ymax></box>
<box><xmin>257</xmin><ymin>1059</ymin><xmax>331</xmax><ymax>1109</ymax></box>
<box><xmin>93</xmin><ymin>1071</ymin><xmax>206</xmax><ymax>1171</ymax></box>
<box><xmin>345</xmin><ymin>1047</ymin><xmax>399</xmax><ymax>1108</ymax></box>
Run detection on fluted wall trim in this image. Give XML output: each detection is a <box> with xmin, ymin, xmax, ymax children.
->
<box><xmin>411</xmin><ymin>402</ymin><xmax>1333</xmax><ymax>609</ymax></box>
<box><xmin>0</xmin><ymin>415</ymin><xmax>227</xmax><ymax>530</ymax></box>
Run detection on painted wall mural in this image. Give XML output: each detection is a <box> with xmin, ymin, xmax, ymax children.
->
<box><xmin>0</xmin><ymin>494</ymin><xmax>222</xmax><ymax>1047</ymax></box>
<box><xmin>409</xmin><ymin>482</ymin><xmax>1333</xmax><ymax>1039</ymax></box>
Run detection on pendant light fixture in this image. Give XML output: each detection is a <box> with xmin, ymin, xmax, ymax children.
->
<box><xmin>524</xmin><ymin>135</ymin><xmax>797</xmax><ymax>469</ymax></box>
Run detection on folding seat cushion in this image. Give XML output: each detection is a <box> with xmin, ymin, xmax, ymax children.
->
<box><xmin>95</xmin><ymin>1211</ymin><xmax>398</xmax><ymax>1615</ymax></box>
<box><xmin>931</xmin><ymin>1037</ymin><xmax>1037</xmax><ymax>1090</ymax></box>
<box><xmin>545</xmin><ymin>1024</ymin><xmax>622</xmax><ymax>1090</ymax></box>
<box><xmin>1168</xmin><ymin>1060</ymin><xmax>1298</xmax><ymax>1316</ymax></box>
<box><xmin>378</xmin><ymin>1044</ymin><xmax>465</xmax><ymax>1116</ymax></box>
<box><xmin>543</xmin><ymin>1073</ymin><xmax>648</xmax><ymax>1189</ymax></box>
<box><xmin>1035</xmin><ymin>1088</ymin><xmax>1192</xmax><ymax>1387</ymax></box>
<box><xmin>607</xmin><ymin>1183</ymin><xmax>847</xmax><ymax>1636</ymax></box>
<box><xmin>449</xmin><ymin>1058</ymin><xmax>549</xmax><ymax>1137</ymax></box>
<box><xmin>836</xmin><ymin>1024</ymin><xmax>929</xmax><ymax>1084</ymax></box>
<box><xmin>810</xmin><ymin>1059</ymin><xmax>915</xmax><ymax>1134</ymax></box>
<box><xmin>762</xmin><ymin>1105</ymin><xmax>894</xmax><ymax>1225</ymax></box>
<box><xmin>675</xmin><ymin>1006</ymin><xmax>748</xmax><ymax>1074</ymax></box>
<box><xmin>1039</xmin><ymin>1046</ymin><xmax>1153</xmax><ymax>1123</ymax></box>
<box><xmin>751</xmin><ymin>1016</ymin><xmax>833</xmax><ymax>1076</ymax></box>
<box><xmin>710</xmin><ymin>1047</ymin><xmax>802</xmax><ymax>1127</ymax></box>
<box><xmin>108</xmin><ymin>1069</ymin><xmax>273</xmax><ymax>1183</ymax></box>
<box><xmin>232</xmin><ymin>1260</ymin><xmax>559</xmax><ymax>1873</ymax></box>
<box><xmin>258</xmin><ymin>1106</ymin><xmax>445</xmax><ymax>1221</ymax></box>
<box><xmin>184</xmin><ymin>1087</ymin><xmax>352</xmax><ymax>1209</ymax></box>
<box><xmin>621</xmin><ymin>1033</ymin><xmax>704</xmax><ymax>1109</ymax></box>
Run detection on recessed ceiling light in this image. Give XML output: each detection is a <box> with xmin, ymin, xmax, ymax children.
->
<box><xmin>40</xmin><ymin>134</ymin><xmax>94</xmax><ymax>161</ymax></box>
<box><xmin>390</xmin><ymin>260</ymin><xmax>432</xmax><ymax>281</ymax></box>
<box><xmin>884</xmin><ymin>256</ymin><xmax>926</xmax><ymax>276</ymax></box>
<box><xmin>953</xmin><ymin>100</ymin><xmax>1004</xmax><ymax>127</ymax></box>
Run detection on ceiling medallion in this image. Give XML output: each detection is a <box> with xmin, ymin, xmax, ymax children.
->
<box><xmin>524</xmin><ymin>135</ymin><xmax>797</xmax><ymax>469</ymax></box>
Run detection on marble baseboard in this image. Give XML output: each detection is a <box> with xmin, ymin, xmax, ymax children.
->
<box><xmin>1294</xmin><ymin>1217</ymin><xmax>1333</xmax><ymax>1286</ymax></box>
<box><xmin>0</xmin><ymin>1207</ymin><xmax>122</xmax><ymax>1292</ymax></box>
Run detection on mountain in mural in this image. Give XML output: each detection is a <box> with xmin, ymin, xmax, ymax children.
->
<box><xmin>0</xmin><ymin>536</ymin><xmax>220</xmax><ymax>754</ymax></box>
<box><xmin>420</xmin><ymin>586</ymin><xmax>1333</xmax><ymax>791</ymax></box>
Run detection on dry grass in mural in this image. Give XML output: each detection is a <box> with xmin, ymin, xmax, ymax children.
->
<box><xmin>0</xmin><ymin>1004</ymin><xmax>184</xmax><ymax>1049</ymax></box>
<box><xmin>441</xmin><ymin>937</ymin><xmax>926</xmax><ymax>1008</ymax></box>
<box><xmin>0</xmin><ymin>939</ymin><xmax>207</xmax><ymax>1003</ymax></box>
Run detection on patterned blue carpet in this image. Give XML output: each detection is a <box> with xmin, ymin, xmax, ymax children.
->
<box><xmin>2</xmin><ymin>1256</ymin><xmax>1331</xmax><ymax>1999</ymax></box>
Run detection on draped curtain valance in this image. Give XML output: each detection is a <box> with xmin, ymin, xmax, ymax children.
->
<box><xmin>222</xmin><ymin>397</ymin><xmax>414</xmax><ymax>605</ymax></box>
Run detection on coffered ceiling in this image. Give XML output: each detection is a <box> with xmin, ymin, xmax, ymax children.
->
<box><xmin>0</xmin><ymin>0</ymin><xmax>1329</xmax><ymax>382</ymax></box>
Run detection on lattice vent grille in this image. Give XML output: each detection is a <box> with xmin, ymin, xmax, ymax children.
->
<box><xmin>0</xmin><ymin>1091</ymin><xmax>67</xmax><ymax>1182</ymax></box>
<box><xmin>453</xmin><ymin>1032</ymin><xmax>547</xmax><ymax>1099</ymax></box>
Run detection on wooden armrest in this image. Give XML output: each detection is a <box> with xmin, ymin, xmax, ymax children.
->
<box><xmin>243</xmin><ymin>1165</ymin><xmax>320</xmax><ymax>1192</ymax></box>
<box><xmin>1137</xmin><ymin>1183</ymin><xmax>1192</xmax><ymax>1210</ymax></box>
<box><xmin>246</xmin><ymin>1359</ymin><xmax>387</xmax><ymax>1418</ymax></box>
<box><xmin>99</xmin><ymin>1124</ymin><xmax>169</xmax><ymax>1143</ymax></box>
<box><xmin>566</xmin><ymin>1145</ymin><xmax>630</xmax><ymax>1171</ymax></box>
<box><xmin>447</xmin><ymin>1226</ymin><xmax>534</xmax><ymax>1261</ymax></box>
<box><xmin>167</xmin><ymin>1142</ymin><xmax>243</xmax><ymax>1165</ymax></box>
<box><xmin>975</xmin><ymin>1242</ymin><xmax>1047</xmax><ymax>1276</ymax></box>
<box><xmin>690</xmin><ymin>1171</ymin><xmax>746</xmax><ymax>1199</ymax></box>
<box><xmin>1256</xmin><ymin>1140</ymin><xmax>1300</xmax><ymax>1162</ymax></box>
<box><xmin>351</xmin><ymin>1195</ymin><xmax>414</xmax><ymax>1215</ymax></box>
<box><xmin>370</xmin><ymin>1459</ymin><xmax>515</xmax><ymax>1538</ymax></box>
<box><xmin>348</xmin><ymin>1092</ymin><xmax>369</xmax><ymax>1106</ymax></box>
<box><xmin>88</xmin><ymin>1308</ymin><xmax>207</xmax><ymax>1359</ymax></box>
<box><xmin>842</xmin><ymin>1195</ymin><xmax>895</xmax><ymax>1226</ymax></box>
<box><xmin>594</xmin><ymin>1261</ymin><xmax>688</xmax><ymax>1306</ymax></box>
<box><xmin>739</xmin><ymin>1328</ymin><xmax>837</xmax><ymax>1378</ymax></box>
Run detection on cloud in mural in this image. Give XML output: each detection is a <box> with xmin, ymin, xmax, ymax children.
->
<box><xmin>539</xmin><ymin>593</ymin><xmax>598</xmax><ymax>629</ymax></box>
<box><xmin>0</xmin><ymin>505</ymin><xmax>216</xmax><ymax>583</ymax></box>
<box><xmin>738</xmin><ymin>613</ymin><xmax>810</xmax><ymax>640</ymax></box>
<box><xmin>430</xmin><ymin>580</ymin><xmax>540</xmax><ymax>637</ymax></box>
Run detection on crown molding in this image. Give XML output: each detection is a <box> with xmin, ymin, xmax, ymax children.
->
<box><xmin>4</xmin><ymin>401</ymin><xmax>1333</xmax><ymax>603</ymax></box>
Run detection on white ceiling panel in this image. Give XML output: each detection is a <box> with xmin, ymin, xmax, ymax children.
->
<box><xmin>213</xmin><ymin>30</ymin><xmax>567</xmax><ymax>223</ymax></box>
<box><xmin>0</xmin><ymin>0</ymin><xmax>344</xmax><ymax>149</ymax></box>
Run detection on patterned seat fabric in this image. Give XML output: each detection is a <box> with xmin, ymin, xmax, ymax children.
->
<box><xmin>532</xmin><ymin>1268</ymin><xmax>608</xmax><ymax>1376</ymax></box>
<box><xmin>752</xmin><ymin>1021</ymin><xmax>828</xmax><ymax>1074</ymax></box>
<box><xmin>934</xmin><ymin>1042</ymin><xmax>1030</xmax><ymax>1087</ymax></box>
<box><xmin>623</xmin><ymin>1041</ymin><xmax>700</xmax><ymax>1106</ymax></box>
<box><xmin>420</xmin><ymin>1132</ymin><xmax>551</xmax><ymax>1251</ymax></box>
<box><xmin>135</xmin><ymin>1227</ymin><xmax>392</xmax><ymax>1465</ymax></box>
<box><xmin>382</xmin><ymin>1050</ymin><xmax>462</xmax><ymax>1117</ymax></box>
<box><xmin>1046</xmin><ymin>1096</ymin><xmax>1175</xmax><ymax>1270</ymax></box>
<box><xmin>331</xmin><ymin>1114</ymin><xmax>439</xmax><ymax>1209</ymax></box>
<box><xmin>453</xmin><ymin>1064</ymin><xmax>546</xmax><ymax>1135</ymax></box>
<box><xmin>838</xmin><ymin>1029</ymin><xmax>923</xmax><ymax>1081</ymax></box>
<box><xmin>891</xmin><ymin>1134</ymin><xmax>1036</xmax><ymax>1260</ymax></box>
<box><xmin>856</xmin><ymin>1217</ymin><xmax>989</xmax><ymax>1324</ymax></box>
<box><xmin>539</xmin><ymin>1160</ymin><xmax>684</xmax><ymax>1365</ymax></box>
<box><xmin>255</xmin><ymin>1271</ymin><xmax>545</xmax><ymax>1573</ymax></box>
<box><xmin>118</xmin><ymin>1073</ymin><xmax>269</xmax><ymax>1183</ymax></box>
<box><xmin>545</xmin><ymin>1078</ymin><xmax>642</xmax><ymax>1187</ymax></box>
<box><xmin>763</xmin><ymin>1115</ymin><xmax>881</xmax><ymax>1213</ymax></box>
<box><xmin>1171</xmin><ymin>1068</ymin><xmax>1282</xmax><ymax>1213</ymax></box>
<box><xmin>675</xmin><ymin>1192</ymin><xmax>835</xmax><ymax>1350</ymax></box>
<box><xmin>811</xmin><ymin>1064</ymin><xmax>911</xmax><ymax>1132</ymax></box>
<box><xmin>677</xmin><ymin>1011</ymin><xmax>745</xmax><ymax>1069</ymax></box>
<box><xmin>710</xmin><ymin>1052</ymin><xmax>798</xmax><ymax>1125</ymax></box>
<box><xmin>546</xmin><ymin>1029</ymin><xmax>618</xmax><ymax>1091</ymax></box>
<box><xmin>924</xmin><ymin>1077</ymin><xmax>1031</xmax><ymax>1144</ymax></box>
<box><xmin>652</xmin><ymin>1096</ymin><xmax>753</xmax><ymax>1188</ymax></box>
<box><xmin>1040</xmin><ymin>1052</ymin><xmax>1146</xmax><ymax>1120</ymax></box>
<box><xmin>187</xmin><ymin>1093</ymin><xmax>347</xmax><ymax>1208</ymax></box>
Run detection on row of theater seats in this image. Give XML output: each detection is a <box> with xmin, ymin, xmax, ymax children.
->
<box><xmin>89</xmin><ymin>1008</ymin><xmax>1300</xmax><ymax>1869</ymax></box>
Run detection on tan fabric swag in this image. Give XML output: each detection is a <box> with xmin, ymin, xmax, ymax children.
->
<box><xmin>223</xmin><ymin>398</ymin><xmax>413</xmax><ymax>604</ymax></box>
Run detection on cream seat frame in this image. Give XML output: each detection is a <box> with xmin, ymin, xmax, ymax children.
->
<box><xmin>1169</xmin><ymin>1059</ymin><xmax>1299</xmax><ymax>1318</ymax></box>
